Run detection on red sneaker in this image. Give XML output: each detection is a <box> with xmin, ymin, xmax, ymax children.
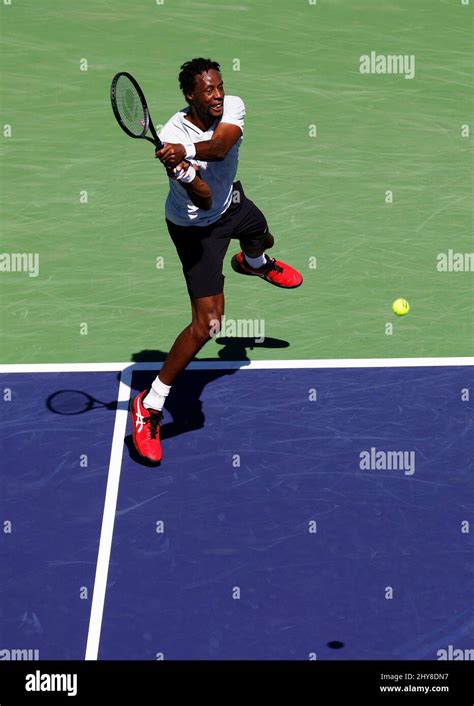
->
<box><xmin>130</xmin><ymin>390</ymin><xmax>163</xmax><ymax>462</ymax></box>
<box><xmin>231</xmin><ymin>251</ymin><xmax>303</xmax><ymax>289</ymax></box>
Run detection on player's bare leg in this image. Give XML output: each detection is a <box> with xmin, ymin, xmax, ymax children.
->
<box><xmin>159</xmin><ymin>293</ymin><xmax>224</xmax><ymax>385</ymax></box>
<box><xmin>129</xmin><ymin>294</ymin><xmax>224</xmax><ymax>462</ymax></box>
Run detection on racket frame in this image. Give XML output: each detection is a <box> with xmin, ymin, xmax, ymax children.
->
<box><xmin>46</xmin><ymin>390</ymin><xmax>96</xmax><ymax>415</ymax></box>
<box><xmin>110</xmin><ymin>71</ymin><xmax>164</xmax><ymax>149</ymax></box>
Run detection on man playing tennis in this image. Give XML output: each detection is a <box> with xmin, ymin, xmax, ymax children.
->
<box><xmin>130</xmin><ymin>58</ymin><xmax>302</xmax><ymax>462</ymax></box>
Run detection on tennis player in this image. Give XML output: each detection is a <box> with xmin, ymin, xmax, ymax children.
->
<box><xmin>130</xmin><ymin>58</ymin><xmax>302</xmax><ymax>462</ymax></box>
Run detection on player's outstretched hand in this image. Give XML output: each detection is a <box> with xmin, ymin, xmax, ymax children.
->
<box><xmin>155</xmin><ymin>143</ymin><xmax>186</xmax><ymax>167</ymax></box>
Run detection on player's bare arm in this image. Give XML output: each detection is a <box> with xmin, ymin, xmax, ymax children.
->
<box><xmin>164</xmin><ymin>159</ymin><xmax>212</xmax><ymax>211</ymax></box>
<box><xmin>156</xmin><ymin>123</ymin><xmax>241</xmax><ymax>166</ymax></box>
<box><xmin>180</xmin><ymin>169</ymin><xmax>212</xmax><ymax>210</ymax></box>
<box><xmin>193</xmin><ymin>122</ymin><xmax>242</xmax><ymax>161</ymax></box>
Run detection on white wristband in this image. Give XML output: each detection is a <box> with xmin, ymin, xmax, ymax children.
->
<box><xmin>184</xmin><ymin>142</ymin><xmax>196</xmax><ymax>159</ymax></box>
<box><xmin>175</xmin><ymin>165</ymin><xmax>196</xmax><ymax>184</ymax></box>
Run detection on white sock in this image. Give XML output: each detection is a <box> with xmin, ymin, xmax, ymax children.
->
<box><xmin>143</xmin><ymin>376</ymin><xmax>171</xmax><ymax>411</ymax></box>
<box><xmin>244</xmin><ymin>252</ymin><xmax>267</xmax><ymax>269</ymax></box>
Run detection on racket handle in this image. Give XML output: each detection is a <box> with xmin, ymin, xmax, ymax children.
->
<box><xmin>145</xmin><ymin>135</ymin><xmax>164</xmax><ymax>149</ymax></box>
<box><xmin>148</xmin><ymin>122</ymin><xmax>163</xmax><ymax>150</ymax></box>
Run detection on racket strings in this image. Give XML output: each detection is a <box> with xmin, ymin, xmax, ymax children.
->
<box><xmin>114</xmin><ymin>76</ymin><xmax>147</xmax><ymax>136</ymax></box>
<box><xmin>47</xmin><ymin>390</ymin><xmax>94</xmax><ymax>415</ymax></box>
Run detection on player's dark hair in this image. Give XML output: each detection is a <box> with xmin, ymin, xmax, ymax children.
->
<box><xmin>179</xmin><ymin>58</ymin><xmax>221</xmax><ymax>102</ymax></box>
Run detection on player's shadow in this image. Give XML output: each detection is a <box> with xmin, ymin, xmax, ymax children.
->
<box><xmin>124</xmin><ymin>336</ymin><xmax>289</xmax><ymax>466</ymax></box>
<box><xmin>45</xmin><ymin>337</ymin><xmax>289</xmax><ymax>468</ymax></box>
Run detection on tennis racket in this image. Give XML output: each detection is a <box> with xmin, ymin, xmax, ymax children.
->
<box><xmin>110</xmin><ymin>72</ymin><xmax>164</xmax><ymax>149</ymax></box>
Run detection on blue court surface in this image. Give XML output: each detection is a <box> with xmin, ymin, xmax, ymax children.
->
<box><xmin>1</xmin><ymin>362</ymin><xmax>473</xmax><ymax>661</ymax></box>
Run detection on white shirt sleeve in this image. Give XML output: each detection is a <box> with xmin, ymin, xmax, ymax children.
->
<box><xmin>220</xmin><ymin>95</ymin><xmax>245</xmax><ymax>134</ymax></box>
<box><xmin>158</xmin><ymin>119</ymin><xmax>188</xmax><ymax>145</ymax></box>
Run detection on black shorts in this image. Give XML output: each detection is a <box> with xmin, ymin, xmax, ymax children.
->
<box><xmin>166</xmin><ymin>181</ymin><xmax>268</xmax><ymax>299</ymax></box>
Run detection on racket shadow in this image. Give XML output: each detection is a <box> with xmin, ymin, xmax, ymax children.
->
<box><xmin>46</xmin><ymin>390</ymin><xmax>118</xmax><ymax>416</ymax></box>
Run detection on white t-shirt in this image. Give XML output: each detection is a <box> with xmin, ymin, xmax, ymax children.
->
<box><xmin>159</xmin><ymin>95</ymin><xmax>245</xmax><ymax>227</ymax></box>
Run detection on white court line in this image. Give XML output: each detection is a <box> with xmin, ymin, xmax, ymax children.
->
<box><xmin>0</xmin><ymin>357</ymin><xmax>473</xmax><ymax>374</ymax></box>
<box><xmin>84</xmin><ymin>366</ymin><xmax>133</xmax><ymax>661</ymax></box>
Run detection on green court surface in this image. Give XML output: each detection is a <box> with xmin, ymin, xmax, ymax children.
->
<box><xmin>0</xmin><ymin>0</ymin><xmax>472</xmax><ymax>364</ymax></box>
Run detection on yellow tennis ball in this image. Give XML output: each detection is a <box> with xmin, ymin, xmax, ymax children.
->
<box><xmin>393</xmin><ymin>298</ymin><xmax>410</xmax><ymax>316</ymax></box>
